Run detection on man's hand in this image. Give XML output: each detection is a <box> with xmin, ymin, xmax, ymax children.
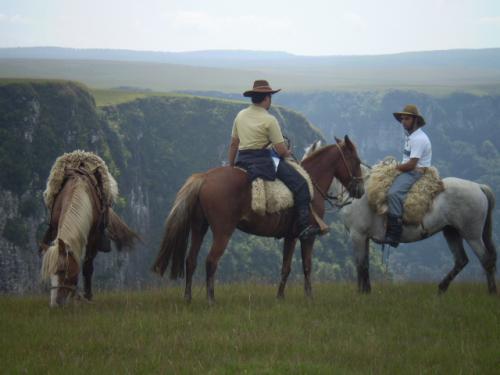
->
<box><xmin>274</xmin><ymin>142</ymin><xmax>291</xmax><ymax>158</ymax></box>
<box><xmin>228</xmin><ymin>137</ymin><xmax>239</xmax><ymax>166</ymax></box>
<box><xmin>397</xmin><ymin>158</ymin><xmax>419</xmax><ymax>172</ymax></box>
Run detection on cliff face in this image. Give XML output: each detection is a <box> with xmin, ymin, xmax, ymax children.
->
<box><xmin>0</xmin><ymin>81</ymin><xmax>129</xmax><ymax>292</ymax></box>
<box><xmin>0</xmin><ymin>81</ymin><xmax>324</xmax><ymax>293</ymax></box>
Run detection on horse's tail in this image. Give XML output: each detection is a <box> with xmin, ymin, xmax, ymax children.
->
<box><xmin>107</xmin><ymin>208</ymin><xmax>140</xmax><ymax>251</ymax></box>
<box><xmin>480</xmin><ymin>184</ymin><xmax>497</xmax><ymax>271</ymax></box>
<box><xmin>152</xmin><ymin>173</ymin><xmax>205</xmax><ymax>279</ymax></box>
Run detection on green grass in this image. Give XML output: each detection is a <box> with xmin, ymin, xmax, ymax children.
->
<box><xmin>89</xmin><ymin>88</ymin><xmax>246</xmax><ymax>107</ymax></box>
<box><xmin>1</xmin><ymin>283</ymin><xmax>499</xmax><ymax>374</ymax></box>
<box><xmin>90</xmin><ymin>88</ymin><xmax>179</xmax><ymax>107</ymax></box>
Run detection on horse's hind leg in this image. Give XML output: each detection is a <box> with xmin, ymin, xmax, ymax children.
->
<box><xmin>82</xmin><ymin>252</ymin><xmax>96</xmax><ymax>301</ymax></box>
<box><xmin>184</xmin><ymin>208</ymin><xmax>208</xmax><ymax>303</ymax></box>
<box><xmin>300</xmin><ymin>238</ymin><xmax>315</xmax><ymax>299</ymax></box>
<box><xmin>465</xmin><ymin>238</ymin><xmax>497</xmax><ymax>294</ymax></box>
<box><xmin>439</xmin><ymin>227</ymin><xmax>469</xmax><ymax>294</ymax></box>
<box><xmin>206</xmin><ymin>230</ymin><xmax>234</xmax><ymax>305</ymax></box>
<box><xmin>277</xmin><ymin>237</ymin><xmax>297</xmax><ymax>299</ymax></box>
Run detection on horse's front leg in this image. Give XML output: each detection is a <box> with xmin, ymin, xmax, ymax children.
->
<box><xmin>277</xmin><ymin>237</ymin><xmax>297</xmax><ymax>299</ymax></box>
<box><xmin>352</xmin><ymin>232</ymin><xmax>371</xmax><ymax>293</ymax></box>
<box><xmin>82</xmin><ymin>252</ymin><xmax>96</xmax><ymax>301</ymax></box>
<box><xmin>300</xmin><ymin>237</ymin><xmax>315</xmax><ymax>299</ymax></box>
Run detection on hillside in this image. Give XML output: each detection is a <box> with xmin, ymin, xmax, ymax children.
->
<box><xmin>2</xmin><ymin>80</ymin><xmax>366</xmax><ymax>294</ymax></box>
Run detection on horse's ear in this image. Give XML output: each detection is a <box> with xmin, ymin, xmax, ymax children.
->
<box><xmin>335</xmin><ymin>136</ymin><xmax>342</xmax><ymax>144</ymax></box>
<box><xmin>39</xmin><ymin>242</ymin><xmax>48</xmax><ymax>254</ymax></box>
<box><xmin>344</xmin><ymin>135</ymin><xmax>354</xmax><ymax>149</ymax></box>
<box><xmin>58</xmin><ymin>239</ymin><xmax>66</xmax><ymax>253</ymax></box>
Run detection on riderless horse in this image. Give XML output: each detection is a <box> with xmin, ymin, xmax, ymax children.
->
<box><xmin>40</xmin><ymin>151</ymin><xmax>139</xmax><ymax>307</ymax></box>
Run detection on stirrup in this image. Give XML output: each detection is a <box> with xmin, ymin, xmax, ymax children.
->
<box><xmin>382</xmin><ymin>236</ymin><xmax>400</xmax><ymax>248</ymax></box>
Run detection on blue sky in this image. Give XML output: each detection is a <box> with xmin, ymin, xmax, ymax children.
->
<box><xmin>0</xmin><ymin>0</ymin><xmax>499</xmax><ymax>55</ymax></box>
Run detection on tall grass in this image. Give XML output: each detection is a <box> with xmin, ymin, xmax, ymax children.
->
<box><xmin>1</xmin><ymin>283</ymin><xmax>499</xmax><ymax>374</ymax></box>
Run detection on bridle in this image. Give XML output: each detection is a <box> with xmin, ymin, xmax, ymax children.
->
<box><xmin>295</xmin><ymin>142</ymin><xmax>366</xmax><ymax>210</ymax></box>
<box><xmin>49</xmin><ymin>246</ymin><xmax>78</xmax><ymax>298</ymax></box>
<box><xmin>334</xmin><ymin>143</ymin><xmax>364</xmax><ymax>192</ymax></box>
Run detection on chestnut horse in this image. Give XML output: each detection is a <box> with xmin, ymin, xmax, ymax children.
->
<box><xmin>152</xmin><ymin>135</ymin><xmax>364</xmax><ymax>304</ymax></box>
<box><xmin>40</xmin><ymin>168</ymin><xmax>138</xmax><ymax>307</ymax></box>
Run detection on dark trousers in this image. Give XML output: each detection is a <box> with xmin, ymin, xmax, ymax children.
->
<box><xmin>276</xmin><ymin>161</ymin><xmax>311</xmax><ymax>209</ymax></box>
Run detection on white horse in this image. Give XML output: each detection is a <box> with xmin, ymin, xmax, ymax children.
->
<box><xmin>305</xmin><ymin>141</ymin><xmax>497</xmax><ymax>294</ymax></box>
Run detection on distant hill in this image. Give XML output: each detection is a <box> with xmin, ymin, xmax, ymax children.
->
<box><xmin>1</xmin><ymin>47</ymin><xmax>500</xmax><ymax>94</ymax></box>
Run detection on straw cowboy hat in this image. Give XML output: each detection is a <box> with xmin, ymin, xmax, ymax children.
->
<box><xmin>393</xmin><ymin>104</ymin><xmax>426</xmax><ymax>126</ymax></box>
<box><xmin>243</xmin><ymin>80</ymin><xmax>281</xmax><ymax>97</ymax></box>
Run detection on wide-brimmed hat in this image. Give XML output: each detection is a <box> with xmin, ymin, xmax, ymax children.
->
<box><xmin>243</xmin><ymin>80</ymin><xmax>281</xmax><ymax>97</ymax></box>
<box><xmin>393</xmin><ymin>104</ymin><xmax>426</xmax><ymax>126</ymax></box>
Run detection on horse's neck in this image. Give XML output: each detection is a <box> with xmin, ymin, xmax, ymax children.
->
<box><xmin>303</xmin><ymin>146</ymin><xmax>337</xmax><ymax>193</ymax></box>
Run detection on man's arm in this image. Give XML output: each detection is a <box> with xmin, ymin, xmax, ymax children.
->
<box><xmin>274</xmin><ymin>142</ymin><xmax>291</xmax><ymax>158</ymax></box>
<box><xmin>397</xmin><ymin>158</ymin><xmax>419</xmax><ymax>172</ymax></box>
<box><xmin>228</xmin><ymin>137</ymin><xmax>240</xmax><ymax>166</ymax></box>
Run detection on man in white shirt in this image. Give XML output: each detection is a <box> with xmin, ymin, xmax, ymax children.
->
<box><xmin>385</xmin><ymin>104</ymin><xmax>432</xmax><ymax>247</ymax></box>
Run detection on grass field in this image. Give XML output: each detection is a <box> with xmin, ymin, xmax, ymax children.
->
<box><xmin>1</xmin><ymin>283</ymin><xmax>499</xmax><ymax>374</ymax></box>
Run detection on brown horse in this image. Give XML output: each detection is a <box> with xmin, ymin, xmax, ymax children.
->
<box><xmin>40</xmin><ymin>157</ymin><xmax>138</xmax><ymax>307</ymax></box>
<box><xmin>152</xmin><ymin>135</ymin><xmax>364</xmax><ymax>303</ymax></box>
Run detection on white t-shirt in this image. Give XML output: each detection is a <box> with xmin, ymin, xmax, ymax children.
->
<box><xmin>402</xmin><ymin>128</ymin><xmax>432</xmax><ymax>167</ymax></box>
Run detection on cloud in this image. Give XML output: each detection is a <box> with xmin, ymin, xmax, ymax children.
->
<box><xmin>170</xmin><ymin>11</ymin><xmax>292</xmax><ymax>34</ymax></box>
<box><xmin>0</xmin><ymin>13</ymin><xmax>30</xmax><ymax>24</ymax></box>
<box><xmin>343</xmin><ymin>12</ymin><xmax>366</xmax><ymax>31</ymax></box>
<box><xmin>479</xmin><ymin>16</ymin><xmax>500</xmax><ymax>25</ymax></box>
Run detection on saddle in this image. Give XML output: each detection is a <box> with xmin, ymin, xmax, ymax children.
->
<box><xmin>251</xmin><ymin>160</ymin><xmax>314</xmax><ymax>215</ymax></box>
<box><xmin>366</xmin><ymin>159</ymin><xmax>445</xmax><ymax>225</ymax></box>
<box><xmin>42</xmin><ymin>150</ymin><xmax>118</xmax><ymax>253</ymax></box>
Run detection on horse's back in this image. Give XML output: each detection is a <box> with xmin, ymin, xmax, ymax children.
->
<box><xmin>199</xmin><ymin>166</ymin><xmax>251</xmax><ymax>213</ymax></box>
<box><xmin>434</xmin><ymin>177</ymin><xmax>489</xmax><ymax>232</ymax></box>
<box><xmin>441</xmin><ymin>177</ymin><xmax>488</xmax><ymax>204</ymax></box>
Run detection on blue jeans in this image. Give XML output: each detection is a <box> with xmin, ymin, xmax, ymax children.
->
<box><xmin>387</xmin><ymin>170</ymin><xmax>423</xmax><ymax>218</ymax></box>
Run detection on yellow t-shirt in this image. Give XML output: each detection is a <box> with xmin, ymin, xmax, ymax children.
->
<box><xmin>231</xmin><ymin>105</ymin><xmax>285</xmax><ymax>150</ymax></box>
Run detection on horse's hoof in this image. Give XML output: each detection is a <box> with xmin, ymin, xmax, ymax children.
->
<box><xmin>437</xmin><ymin>282</ymin><xmax>448</xmax><ymax>295</ymax></box>
<box><xmin>276</xmin><ymin>293</ymin><xmax>285</xmax><ymax>300</ymax></box>
<box><xmin>184</xmin><ymin>294</ymin><xmax>192</xmax><ymax>304</ymax></box>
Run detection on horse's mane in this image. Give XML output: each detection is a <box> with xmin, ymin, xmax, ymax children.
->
<box><xmin>41</xmin><ymin>177</ymin><xmax>94</xmax><ymax>280</ymax></box>
<box><xmin>302</xmin><ymin>143</ymin><xmax>336</xmax><ymax>163</ymax></box>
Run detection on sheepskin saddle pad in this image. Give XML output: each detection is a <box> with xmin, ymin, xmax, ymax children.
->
<box><xmin>366</xmin><ymin>159</ymin><xmax>445</xmax><ymax>225</ymax></box>
<box><xmin>251</xmin><ymin>161</ymin><xmax>314</xmax><ymax>215</ymax></box>
<box><xmin>44</xmin><ymin>150</ymin><xmax>118</xmax><ymax>209</ymax></box>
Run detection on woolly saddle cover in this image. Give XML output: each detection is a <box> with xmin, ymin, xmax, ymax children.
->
<box><xmin>251</xmin><ymin>161</ymin><xmax>314</xmax><ymax>215</ymax></box>
<box><xmin>366</xmin><ymin>160</ymin><xmax>444</xmax><ymax>225</ymax></box>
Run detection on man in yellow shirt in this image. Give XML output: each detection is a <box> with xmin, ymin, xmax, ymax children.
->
<box><xmin>228</xmin><ymin>80</ymin><xmax>319</xmax><ymax>240</ymax></box>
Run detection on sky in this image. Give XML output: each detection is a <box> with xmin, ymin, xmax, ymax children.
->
<box><xmin>0</xmin><ymin>0</ymin><xmax>499</xmax><ymax>56</ymax></box>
